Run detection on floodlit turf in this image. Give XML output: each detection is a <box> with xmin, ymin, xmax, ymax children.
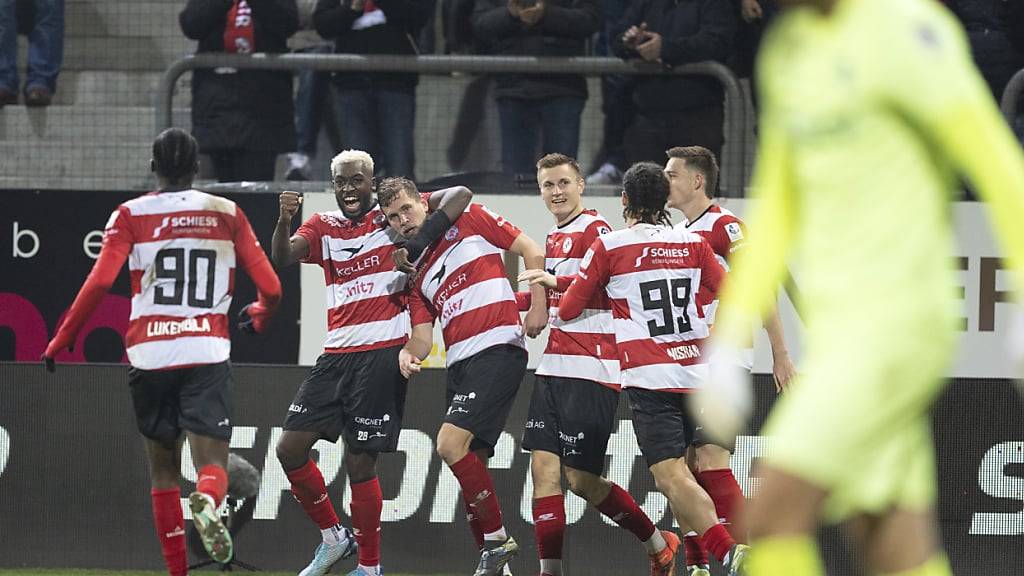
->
<box><xmin>0</xmin><ymin>571</ymin><xmax>450</xmax><ymax>576</ymax></box>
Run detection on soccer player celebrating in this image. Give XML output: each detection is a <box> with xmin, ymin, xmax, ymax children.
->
<box><xmin>42</xmin><ymin>128</ymin><xmax>282</xmax><ymax>576</ymax></box>
<box><xmin>379</xmin><ymin>177</ymin><xmax>548</xmax><ymax>576</ymax></box>
<box><xmin>664</xmin><ymin>145</ymin><xmax>797</xmax><ymax>573</ymax></box>
<box><xmin>521</xmin><ymin>153</ymin><xmax>678</xmax><ymax>576</ymax></box>
<box><xmin>698</xmin><ymin>0</ymin><xmax>1024</xmax><ymax>575</ymax></box>
<box><xmin>271</xmin><ymin>151</ymin><xmax>472</xmax><ymax>576</ymax></box>
<box><xmin>522</xmin><ymin>162</ymin><xmax>749</xmax><ymax>576</ymax></box>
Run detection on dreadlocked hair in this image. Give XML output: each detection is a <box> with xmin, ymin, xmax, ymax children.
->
<box><xmin>622</xmin><ymin>162</ymin><xmax>672</xmax><ymax>226</ymax></box>
<box><xmin>152</xmin><ymin>127</ymin><xmax>198</xmax><ymax>180</ymax></box>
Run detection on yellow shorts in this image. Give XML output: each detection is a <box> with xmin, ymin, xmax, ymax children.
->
<box><xmin>761</xmin><ymin>311</ymin><xmax>955</xmax><ymax>521</ymax></box>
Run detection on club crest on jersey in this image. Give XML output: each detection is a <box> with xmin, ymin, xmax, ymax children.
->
<box><xmin>445</xmin><ymin>226</ymin><xmax>460</xmax><ymax>241</ymax></box>
<box><xmin>597</xmin><ymin>226</ymin><xmax>610</xmax><ymax>235</ymax></box>
<box><xmin>725</xmin><ymin>222</ymin><xmax>744</xmax><ymax>242</ymax></box>
<box><xmin>561</xmin><ymin>237</ymin><xmax>573</xmax><ymax>253</ymax></box>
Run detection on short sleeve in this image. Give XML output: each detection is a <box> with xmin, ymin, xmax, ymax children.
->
<box><xmin>101</xmin><ymin>206</ymin><xmax>136</xmax><ymax>255</ymax></box>
<box><xmin>711</xmin><ymin>215</ymin><xmax>746</xmax><ymax>259</ymax></box>
<box><xmin>465</xmin><ymin>204</ymin><xmax>522</xmax><ymax>250</ymax></box>
<box><xmin>295</xmin><ymin>213</ymin><xmax>325</xmax><ymax>265</ymax></box>
<box><xmin>580</xmin><ymin>219</ymin><xmax>612</xmax><ymax>251</ymax></box>
<box><xmin>409</xmin><ymin>287</ymin><xmax>436</xmax><ymax>326</ymax></box>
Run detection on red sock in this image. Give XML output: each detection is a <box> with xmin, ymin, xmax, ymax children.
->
<box><xmin>595</xmin><ymin>483</ymin><xmax>657</xmax><ymax>542</ymax></box>
<box><xmin>196</xmin><ymin>464</ymin><xmax>228</xmax><ymax>507</ymax></box>
<box><xmin>532</xmin><ymin>495</ymin><xmax>566</xmax><ymax>561</ymax></box>
<box><xmin>450</xmin><ymin>452</ymin><xmax>504</xmax><ymax>536</ymax></box>
<box><xmin>683</xmin><ymin>534</ymin><xmax>709</xmax><ymax>566</ymax></box>
<box><xmin>698</xmin><ymin>469</ymin><xmax>746</xmax><ymax>542</ymax></box>
<box><xmin>285</xmin><ymin>459</ymin><xmax>340</xmax><ymax>529</ymax></box>
<box><xmin>151</xmin><ymin>488</ymin><xmax>187</xmax><ymax>576</ymax></box>
<box><xmin>461</xmin><ymin>486</ymin><xmax>486</xmax><ymax>550</ymax></box>
<box><xmin>700</xmin><ymin>523</ymin><xmax>736</xmax><ymax>563</ymax></box>
<box><xmin>350</xmin><ymin>477</ymin><xmax>383</xmax><ymax>566</ymax></box>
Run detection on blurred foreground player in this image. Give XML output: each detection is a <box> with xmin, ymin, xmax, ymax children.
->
<box><xmin>698</xmin><ymin>0</ymin><xmax>1024</xmax><ymax>575</ymax></box>
<box><xmin>522</xmin><ymin>162</ymin><xmax>748</xmax><ymax>575</ymax></box>
<box><xmin>381</xmin><ymin>178</ymin><xmax>549</xmax><ymax>576</ymax></box>
<box><xmin>42</xmin><ymin>128</ymin><xmax>282</xmax><ymax>575</ymax></box>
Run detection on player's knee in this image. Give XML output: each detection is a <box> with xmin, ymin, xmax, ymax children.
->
<box><xmin>275</xmin><ymin>438</ymin><xmax>306</xmax><ymax>471</ymax></box>
<box><xmin>435</xmin><ymin>432</ymin><xmax>470</xmax><ymax>465</ymax></box>
<box><xmin>564</xmin><ymin>468</ymin><xmax>597</xmax><ymax>499</ymax></box>
<box><xmin>693</xmin><ymin>444</ymin><xmax>730</xmax><ymax>472</ymax></box>
<box><xmin>344</xmin><ymin>450</ymin><xmax>378</xmax><ymax>484</ymax></box>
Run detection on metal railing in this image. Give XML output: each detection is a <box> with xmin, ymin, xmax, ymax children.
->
<box><xmin>158</xmin><ymin>53</ymin><xmax>748</xmax><ymax>195</ymax></box>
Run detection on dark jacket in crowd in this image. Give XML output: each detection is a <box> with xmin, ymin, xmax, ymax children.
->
<box><xmin>945</xmin><ymin>0</ymin><xmax>1024</xmax><ymax>100</ymax></box>
<box><xmin>470</xmin><ymin>0</ymin><xmax>602</xmax><ymax>100</ymax></box>
<box><xmin>313</xmin><ymin>0</ymin><xmax>432</xmax><ymax>92</ymax></box>
<box><xmin>180</xmin><ymin>0</ymin><xmax>299</xmax><ymax>153</ymax></box>
<box><xmin>613</xmin><ymin>0</ymin><xmax>736</xmax><ymax>114</ymax></box>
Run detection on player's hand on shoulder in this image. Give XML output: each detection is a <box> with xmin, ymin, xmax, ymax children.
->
<box><xmin>398</xmin><ymin>347</ymin><xmax>422</xmax><ymax>378</ymax></box>
<box><xmin>279</xmin><ymin>191</ymin><xmax>302</xmax><ymax>222</ymax></box>
<box><xmin>238</xmin><ymin>301</ymin><xmax>274</xmax><ymax>335</ymax></box>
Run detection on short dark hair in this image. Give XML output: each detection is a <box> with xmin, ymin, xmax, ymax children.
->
<box><xmin>152</xmin><ymin>128</ymin><xmax>198</xmax><ymax>180</ymax></box>
<box><xmin>622</xmin><ymin>162</ymin><xmax>671</xmax><ymax>226</ymax></box>
<box><xmin>377</xmin><ymin>177</ymin><xmax>419</xmax><ymax>208</ymax></box>
<box><xmin>536</xmin><ymin>153</ymin><xmax>582</xmax><ymax>177</ymax></box>
<box><xmin>666</xmin><ymin>146</ymin><xmax>719</xmax><ymax>198</ymax></box>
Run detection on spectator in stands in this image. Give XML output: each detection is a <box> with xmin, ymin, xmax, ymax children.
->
<box><xmin>586</xmin><ymin>0</ymin><xmax>633</xmax><ymax>186</ymax></box>
<box><xmin>0</xmin><ymin>0</ymin><xmax>65</xmax><ymax>107</ymax></box>
<box><xmin>613</xmin><ymin>0</ymin><xmax>736</xmax><ymax>166</ymax></box>
<box><xmin>314</xmin><ymin>0</ymin><xmax>431</xmax><ymax>179</ymax></box>
<box><xmin>945</xmin><ymin>0</ymin><xmax>1024</xmax><ymax>102</ymax></box>
<box><xmin>180</xmin><ymin>0</ymin><xmax>299</xmax><ymax>182</ymax></box>
<box><xmin>287</xmin><ymin>0</ymin><xmax>336</xmax><ymax>180</ymax></box>
<box><xmin>471</xmin><ymin>0</ymin><xmax>602</xmax><ymax>178</ymax></box>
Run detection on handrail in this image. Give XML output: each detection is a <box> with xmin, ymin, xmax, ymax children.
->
<box><xmin>1001</xmin><ymin>67</ymin><xmax>1024</xmax><ymax>123</ymax></box>
<box><xmin>158</xmin><ymin>53</ymin><xmax>748</xmax><ymax>196</ymax></box>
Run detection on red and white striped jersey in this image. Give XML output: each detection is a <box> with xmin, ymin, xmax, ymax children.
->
<box><xmin>104</xmin><ymin>190</ymin><xmax>268</xmax><ymax>370</ymax></box>
<box><xmin>296</xmin><ymin>206</ymin><xmax>409</xmax><ymax>353</ymax></box>
<box><xmin>536</xmin><ymin>209</ymin><xmax>619</xmax><ymax>389</ymax></box>
<box><xmin>409</xmin><ymin>203</ymin><xmax>525</xmax><ymax>366</ymax></box>
<box><xmin>676</xmin><ymin>204</ymin><xmax>754</xmax><ymax>369</ymax></box>
<box><xmin>558</xmin><ymin>224</ymin><xmax>725</xmax><ymax>392</ymax></box>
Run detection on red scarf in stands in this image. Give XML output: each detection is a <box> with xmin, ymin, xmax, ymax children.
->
<box><xmin>224</xmin><ymin>0</ymin><xmax>255</xmax><ymax>54</ymax></box>
<box><xmin>364</xmin><ymin>0</ymin><xmax>377</xmax><ymax>12</ymax></box>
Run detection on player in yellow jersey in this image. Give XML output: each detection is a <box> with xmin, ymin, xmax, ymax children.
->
<box><xmin>695</xmin><ymin>0</ymin><xmax>1024</xmax><ymax>575</ymax></box>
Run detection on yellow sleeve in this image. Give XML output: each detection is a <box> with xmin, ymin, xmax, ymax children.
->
<box><xmin>887</xmin><ymin>3</ymin><xmax>1024</xmax><ymax>294</ymax></box>
<box><xmin>715</xmin><ymin>107</ymin><xmax>798</xmax><ymax>347</ymax></box>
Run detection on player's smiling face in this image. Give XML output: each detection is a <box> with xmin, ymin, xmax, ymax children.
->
<box><xmin>538</xmin><ymin>164</ymin><xmax>584</xmax><ymax>224</ymax></box>
<box><xmin>333</xmin><ymin>160</ymin><xmax>374</xmax><ymax>217</ymax></box>
<box><xmin>382</xmin><ymin>189</ymin><xmax>428</xmax><ymax>239</ymax></box>
<box><xmin>664</xmin><ymin>157</ymin><xmax>700</xmax><ymax>210</ymax></box>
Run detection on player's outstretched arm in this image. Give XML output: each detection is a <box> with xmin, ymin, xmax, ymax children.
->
<box><xmin>400</xmin><ymin>322</ymin><xmax>434</xmax><ymax>378</ymax></box>
<box><xmin>714</xmin><ymin>112</ymin><xmax>797</xmax><ymax>349</ymax></box>
<box><xmin>271</xmin><ymin>191</ymin><xmax>310</xmax><ymax>269</ymax></box>
<box><xmin>234</xmin><ymin>209</ymin><xmax>282</xmax><ymax>334</ymax></box>
<box><xmin>42</xmin><ymin>238</ymin><xmax>130</xmax><ymax>371</ymax></box>
<box><xmin>508</xmin><ymin>233</ymin><xmax>549</xmax><ymax>337</ymax></box>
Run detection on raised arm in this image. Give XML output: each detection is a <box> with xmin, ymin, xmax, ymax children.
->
<box><xmin>272</xmin><ymin>191</ymin><xmax>311</xmax><ymax>268</ymax></box>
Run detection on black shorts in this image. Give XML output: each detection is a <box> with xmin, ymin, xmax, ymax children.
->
<box><xmin>522</xmin><ymin>375</ymin><xmax>621</xmax><ymax>475</ymax></box>
<box><xmin>283</xmin><ymin>346</ymin><xmax>408</xmax><ymax>453</ymax></box>
<box><xmin>445</xmin><ymin>344</ymin><xmax>527</xmax><ymax>457</ymax></box>
<box><xmin>129</xmin><ymin>361</ymin><xmax>233</xmax><ymax>444</ymax></box>
<box><xmin>626</xmin><ymin>387</ymin><xmax>697</xmax><ymax>467</ymax></box>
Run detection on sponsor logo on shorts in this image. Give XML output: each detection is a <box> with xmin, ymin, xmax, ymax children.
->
<box><xmin>288</xmin><ymin>404</ymin><xmax>307</xmax><ymax>413</ymax></box>
<box><xmin>558</xmin><ymin>431</ymin><xmax>585</xmax><ymax>445</ymax></box>
<box><xmin>524</xmin><ymin>419</ymin><xmax>545</xmax><ymax>429</ymax></box>
<box><xmin>217</xmin><ymin>418</ymin><xmax>230</xmax><ymax>427</ymax></box>
<box><xmin>451</xmin><ymin>392</ymin><xmax>476</xmax><ymax>404</ymax></box>
<box><xmin>354</xmin><ymin>414</ymin><xmax>390</xmax><ymax>427</ymax></box>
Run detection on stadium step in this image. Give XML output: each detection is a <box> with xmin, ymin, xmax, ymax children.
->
<box><xmin>67</xmin><ymin>1</ymin><xmax>185</xmax><ymax>38</ymax></box>
<box><xmin>0</xmin><ymin>106</ymin><xmax>191</xmax><ymax>143</ymax></box>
